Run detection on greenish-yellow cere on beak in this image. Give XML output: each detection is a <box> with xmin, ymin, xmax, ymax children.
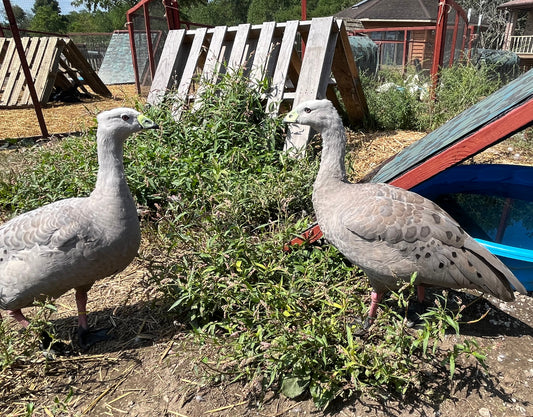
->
<box><xmin>137</xmin><ymin>114</ymin><xmax>158</xmax><ymax>129</ymax></box>
<box><xmin>283</xmin><ymin>109</ymin><xmax>299</xmax><ymax>123</ymax></box>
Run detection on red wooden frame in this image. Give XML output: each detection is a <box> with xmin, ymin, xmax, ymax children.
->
<box><xmin>389</xmin><ymin>99</ymin><xmax>533</xmax><ymax>189</ymax></box>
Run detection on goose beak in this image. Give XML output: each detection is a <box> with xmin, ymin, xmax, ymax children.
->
<box><xmin>283</xmin><ymin>110</ymin><xmax>299</xmax><ymax>124</ymax></box>
<box><xmin>137</xmin><ymin>114</ymin><xmax>158</xmax><ymax>130</ymax></box>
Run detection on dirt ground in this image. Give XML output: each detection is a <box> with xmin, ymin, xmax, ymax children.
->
<box><xmin>0</xmin><ymin>88</ymin><xmax>532</xmax><ymax>417</ymax></box>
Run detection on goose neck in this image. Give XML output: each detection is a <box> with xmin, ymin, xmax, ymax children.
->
<box><xmin>93</xmin><ymin>129</ymin><xmax>128</xmax><ymax>196</ymax></box>
<box><xmin>317</xmin><ymin>124</ymin><xmax>347</xmax><ymax>182</ymax></box>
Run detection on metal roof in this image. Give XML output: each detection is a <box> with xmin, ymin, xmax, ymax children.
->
<box><xmin>335</xmin><ymin>0</ymin><xmax>438</xmax><ymax>22</ymax></box>
<box><xmin>497</xmin><ymin>0</ymin><xmax>533</xmax><ymax>9</ymax></box>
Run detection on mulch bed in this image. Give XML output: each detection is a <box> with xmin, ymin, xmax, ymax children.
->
<box><xmin>0</xmin><ymin>84</ymin><xmax>142</xmax><ymax>140</ymax></box>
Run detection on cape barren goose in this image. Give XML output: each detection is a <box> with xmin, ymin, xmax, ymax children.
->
<box><xmin>284</xmin><ymin>99</ymin><xmax>526</xmax><ymax>327</ymax></box>
<box><xmin>0</xmin><ymin>108</ymin><xmax>158</xmax><ymax>349</ymax></box>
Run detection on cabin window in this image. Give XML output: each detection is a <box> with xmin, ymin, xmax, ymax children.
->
<box><xmin>369</xmin><ymin>31</ymin><xmax>405</xmax><ymax>66</ymax></box>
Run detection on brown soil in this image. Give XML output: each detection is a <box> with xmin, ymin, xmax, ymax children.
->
<box><xmin>0</xmin><ymin>92</ymin><xmax>532</xmax><ymax>417</ymax></box>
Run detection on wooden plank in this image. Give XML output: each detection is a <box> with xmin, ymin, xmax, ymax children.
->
<box><xmin>172</xmin><ymin>27</ymin><xmax>208</xmax><ymax>118</ymax></box>
<box><xmin>21</xmin><ymin>37</ymin><xmax>48</xmax><ymax>104</ymax></box>
<box><xmin>285</xmin><ymin>17</ymin><xmax>337</xmax><ymax>153</ymax></box>
<box><xmin>0</xmin><ymin>38</ymin><xmax>7</xmax><ymax>65</ymax></box>
<box><xmin>177</xmin><ymin>27</ymin><xmax>207</xmax><ymax>100</ymax></box>
<box><xmin>57</xmin><ymin>57</ymin><xmax>91</xmax><ymax>95</ymax></box>
<box><xmin>40</xmin><ymin>38</ymin><xmax>65</xmax><ymax>105</ymax></box>
<box><xmin>266</xmin><ymin>20</ymin><xmax>299</xmax><ymax>114</ymax></box>
<box><xmin>31</xmin><ymin>37</ymin><xmax>56</xmax><ymax>103</ymax></box>
<box><xmin>287</xmin><ymin>48</ymin><xmax>302</xmax><ymax>92</ymax></box>
<box><xmin>370</xmin><ymin>68</ymin><xmax>533</xmax><ymax>184</ymax></box>
<box><xmin>147</xmin><ymin>29</ymin><xmax>186</xmax><ymax>105</ymax></box>
<box><xmin>57</xmin><ymin>56</ymin><xmax>88</xmax><ymax>93</ymax></box>
<box><xmin>2</xmin><ymin>37</ymin><xmax>30</xmax><ymax>106</ymax></box>
<box><xmin>331</xmin><ymin>20</ymin><xmax>368</xmax><ymax>124</ymax></box>
<box><xmin>227</xmin><ymin>23</ymin><xmax>251</xmax><ymax>72</ymax></box>
<box><xmin>388</xmin><ymin>99</ymin><xmax>533</xmax><ymax>190</ymax></box>
<box><xmin>249</xmin><ymin>21</ymin><xmax>276</xmax><ymax>83</ymax></box>
<box><xmin>294</xmin><ymin>17</ymin><xmax>337</xmax><ymax>102</ymax></box>
<box><xmin>53</xmin><ymin>71</ymin><xmax>73</xmax><ymax>90</ymax></box>
<box><xmin>62</xmin><ymin>39</ymin><xmax>110</xmax><ymax>97</ymax></box>
<box><xmin>10</xmin><ymin>37</ymin><xmax>40</xmax><ymax>106</ymax></box>
<box><xmin>191</xmin><ymin>26</ymin><xmax>228</xmax><ymax>112</ymax></box>
<box><xmin>202</xmin><ymin>25</ymin><xmax>228</xmax><ymax>83</ymax></box>
<box><xmin>0</xmin><ymin>40</ymin><xmax>17</xmax><ymax>104</ymax></box>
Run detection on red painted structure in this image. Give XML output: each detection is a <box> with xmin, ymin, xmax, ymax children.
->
<box><xmin>126</xmin><ymin>0</ymin><xmax>211</xmax><ymax>94</ymax></box>
<box><xmin>351</xmin><ymin>0</ymin><xmax>475</xmax><ymax>87</ymax></box>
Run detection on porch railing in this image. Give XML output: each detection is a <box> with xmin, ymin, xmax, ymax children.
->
<box><xmin>509</xmin><ymin>35</ymin><xmax>533</xmax><ymax>54</ymax></box>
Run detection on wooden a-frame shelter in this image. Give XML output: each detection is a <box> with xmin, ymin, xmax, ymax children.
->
<box><xmin>147</xmin><ymin>16</ymin><xmax>368</xmax><ymax>154</ymax></box>
<box><xmin>0</xmin><ymin>37</ymin><xmax>111</xmax><ymax>108</ymax></box>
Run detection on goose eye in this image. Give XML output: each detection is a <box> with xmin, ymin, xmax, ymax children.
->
<box><xmin>304</xmin><ymin>107</ymin><xmax>311</xmax><ymax>113</ymax></box>
<box><xmin>121</xmin><ymin>115</ymin><xmax>130</xmax><ymax>121</ymax></box>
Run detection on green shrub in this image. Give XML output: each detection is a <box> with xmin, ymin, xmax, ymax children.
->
<box><xmin>426</xmin><ymin>63</ymin><xmax>504</xmax><ymax>130</ymax></box>
<box><xmin>361</xmin><ymin>69</ymin><xmax>427</xmax><ymax>131</ymax></box>
<box><xmin>142</xmin><ymin>73</ymin><xmax>486</xmax><ymax>408</ymax></box>
<box><xmin>361</xmin><ymin>63</ymin><xmax>506</xmax><ymax>132</ymax></box>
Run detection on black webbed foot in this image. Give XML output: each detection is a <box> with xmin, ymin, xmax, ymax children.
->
<box><xmin>405</xmin><ymin>301</ymin><xmax>428</xmax><ymax>328</ymax></box>
<box><xmin>40</xmin><ymin>331</ymin><xmax>72</xmax><ymax>356</ymax></box>
<box><xmin>78</xmin><ymin>327</ymin><xmax>112</xmax><ymax>350</ymax></box>
<box><xmin>349</xmin><ymin>316</ymin><xmax>375</xmax><ymax>336</ymax></box>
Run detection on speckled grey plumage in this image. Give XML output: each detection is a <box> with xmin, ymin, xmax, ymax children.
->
<box><xmin>284</xmin><ymin>99</ymin><xmax>526</xmax><ymax>303</ymax></box>
<box><xmin>0</xmin><ymin>108</ymin><xmax>157</xmax><ymax>314</ymax></box>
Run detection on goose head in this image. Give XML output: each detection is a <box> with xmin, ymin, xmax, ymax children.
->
<box><xmin>96</xmin><ymin>108</ymin><xmax>158</xmax><ymax>143</ymax></box>
<box><xmin>283</xmin><ymin>99</ymin><xmax>341</xmax><ymax>134</ymax></box>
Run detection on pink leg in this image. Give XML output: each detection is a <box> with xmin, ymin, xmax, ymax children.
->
<box><xmin>417</xmin><ymin>286</ymin><xmax>425</xmax><ymax>303</ymax></box>
<box><xmin>75</xmin><ymin>289</ymin><xmax>89</xmax><ymax>330</ymax></box>
<box><xmin>8</xmin><ymin>309</ymin><xmax>30</xmax><ymax>327</ymax></box>
<box><xmin>368</xmin><ymin>291</ymin><xmax>383</xmax><ymax>319</ymax></box>
<box><xmin>75</xmin><ymin>287</ymin><xmax>110</xmax><ymax>349</ymax></box>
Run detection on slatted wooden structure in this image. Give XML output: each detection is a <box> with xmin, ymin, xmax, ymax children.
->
<box><xmin>285</xmin><ymin>68</ymin><xmax>533</xmax><ymax>248</ymax></box>
<box><xmin>0</xmin><ymin>37</ymin><xmax>111</xmax><ymax>107</ymax></box>
<box><xmin>147</xmin><ymin>17</ymin><xmax>368</xmax><ymax>153</ymax></box>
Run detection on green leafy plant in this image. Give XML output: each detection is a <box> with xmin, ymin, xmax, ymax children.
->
<box><xmin>361</xmin><ymin>63</ymin><xmax>506</xmax><ymax>132</ymax></box>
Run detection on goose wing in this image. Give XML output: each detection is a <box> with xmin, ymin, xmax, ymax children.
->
<box><xmin>334</xmin><ymin>184</ymin><xmax>525</xmax><ymax>300</ymax></box>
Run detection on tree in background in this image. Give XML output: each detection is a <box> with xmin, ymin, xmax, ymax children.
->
<box><xmin>66</xmin><ymin>3</ymin><xmax>132</xmax><ymax>32</ymax></box>
<box><xmin>455</xmin><ymin>0</ymin><xmax>509</xmax><ymax>49</ymax></box>
<box><xmin>309</xmin><ymin>0</ymin><xmax>352</xmax><ymax>18</ymax></box>
<box><xmin>29</xmin><ymin>0</ymin><xmax>68</xmax><ymax>33</ymax></box>
<box><xmin>246</xmin><ymin>0</ymin><xmax>298</xmax><ymax>24</ymax></box>
<box><xmin>0</xmin><ymin>5</ymin><xmax>31</xmax><ymax>29</ymax></box>
<box><xmin>182</xmin><ymin>0</ymin><xmax>249</xmax><ymax>27</ymax></box>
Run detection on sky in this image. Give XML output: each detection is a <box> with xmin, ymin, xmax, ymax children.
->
<box><xmin>6</xmin><ymin>0</ymin><xmax>84</xmax><ymax>14</ymax></box>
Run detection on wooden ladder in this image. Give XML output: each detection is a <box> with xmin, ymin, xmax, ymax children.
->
<box><xmin>147</xmin><ymin>17</ymin><xmax>368</xmax><ymax>154</ymax></box>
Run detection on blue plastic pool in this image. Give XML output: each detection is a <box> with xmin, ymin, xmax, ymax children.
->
<box><xmin>411</xmin><ymin>164</ymin><xmax>533</xmax><ymax>292</ymax></box>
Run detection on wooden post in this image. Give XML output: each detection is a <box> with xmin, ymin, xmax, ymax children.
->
<box><xmin>430</xmin><ymin>0</ymin><xmax>448</xmax><ymax>100</ymax></box>
<box><xmin>143</xmin><ymin>1</ymin><xmax>156</xmax><ymax>81</ymax></box>
<box><xmin>2</xmin><ymin>0</ymin><xmax>48</xmax><ymax>137</ymax></box>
